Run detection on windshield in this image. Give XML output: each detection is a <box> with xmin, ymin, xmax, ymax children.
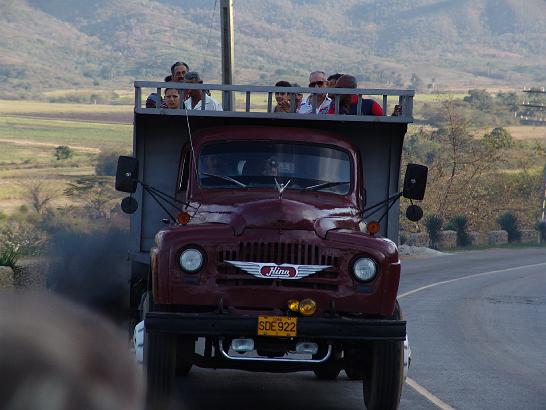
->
<box><xmin>198</xmin><ymin>141</ymin><xmax>352</xmax><ymax>194</ymax></box>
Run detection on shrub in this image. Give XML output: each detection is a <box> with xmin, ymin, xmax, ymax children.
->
<box><xmin>536</xmin><ymin>221</ymin><xmax>546</xmax><ymax>243</ymax></box>
<box><xmin>425</xmin><ymin>215</ymin><xmax>443</xmax><ymax>249</ymax></box>
<box><xmin>448</xmin><ymin>215</ymin><xmax>472</xmax><ymax>247</ymax></box>
<box><xmin>496</xmin><ymin>212</ymin><xmax>521</xmax><ymax>242</ymax></box>
<box><xmin>95</xmin><ymin>150</ymin><xmax>123</xmax><ymax>176</ymax></box>
<box><xmin>0</xmin><ymin>246</ymin><xmax>19</xmax><ymax>268</ymax></box>
<box><xmin>0</xmin><ymin>222</ymin><xmax>47</xmax><ymax>264</ymax></box>
<box><xmin>399</xmin><ymin>232</ymin><xmax>407</xmax><ymax>245</ymax></box>
<box><xmin>54</xmin><ymin>145</ymin><xmax>74</xmax><ymax>160</ymax></box>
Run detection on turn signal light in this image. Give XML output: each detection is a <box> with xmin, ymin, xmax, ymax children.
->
<box><xmin>177</xmin><ymin>211</ymin><xmax>191</xmax><ymax>225</ymax></box>
<box><xmin>288</xmin><ymin>299</ymin><xmax>300</xmax><ymax>312</ymax></box>
<box><xmin>367</xmin><ymin>220</ymin><xmax>380</xmax><ymax>235</ymax></box>
<box><xmin>299</xmin><ymin>299</ymin><xmax>317</xmax><ymax>316</ymax></box>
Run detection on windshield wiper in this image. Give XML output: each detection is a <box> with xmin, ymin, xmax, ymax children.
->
<box><xmin>302</xmin><ymin>181</ymin><xmax>350</xmax><ymax>191</ymax></box>
<box><xmin>202</xmin><ymin>172</ymin><xmax>247</xmax><ymax>188</ymax></box>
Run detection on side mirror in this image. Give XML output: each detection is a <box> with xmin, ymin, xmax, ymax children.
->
<box><xmin>406</xmin><ymin>204</ymin><xmax>423</xmax><ymax>222</ymax></box>
<box><xmin>403</xmin><ymin>163</ymin><xmax>428</xmax><ymax>200</ymax></box>
<box><xmin>121</xmin><ymin>197</ymin><xmax>139</xmax><ymax>214</ymax></box>
<box><xmin>115</xmin><ymin>156</ymin><xmax>139</xmax><ymax>193</ymax></box>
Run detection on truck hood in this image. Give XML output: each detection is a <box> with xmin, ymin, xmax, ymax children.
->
<box><xmin>192</xmin><ymin>198</ymin><xmax>359</xmax><ymax>237</ymax></box>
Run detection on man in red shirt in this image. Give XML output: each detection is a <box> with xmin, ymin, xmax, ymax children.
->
<box><xmin>328</xmin><ymin>75</ymin><xmax>383</xmax><ymax>116</ymax></box>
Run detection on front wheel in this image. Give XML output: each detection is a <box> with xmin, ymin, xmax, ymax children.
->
<box><xmin>142</xmin><ymin>292</ymin><xmax>177</xmax><ymax>409</ymax></box>
<box><xmin>362</xmin><ymin>302</ymin><xmax>404</xmax><ymax>410</ymax></box>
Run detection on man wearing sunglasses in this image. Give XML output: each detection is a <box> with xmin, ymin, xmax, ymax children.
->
<box><xmin>297</xmin><ymin>71</ymin><xmax>332</xmax><ymax>115</ymax></box>
<box><xmin>183</xmin><ymin>71</ymin><xmax>223</xmax><ymax>111</ymax></box>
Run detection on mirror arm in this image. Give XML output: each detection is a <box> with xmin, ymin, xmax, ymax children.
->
<box><xmin>143</xmin><ymin>187</ymin><xmax>178</xmax><ymax>224</ymax></box>
<box><xmin>360</xmin><ymin>191</ymin><xmax>402</xmax><ymax>216</ymax></box>
<box><xmin>140</xmin><ymin>181</ymin><xmax>197</xmax><ymax>211</ymax></box>
<box><xmin>356</xmin><ymin>191</ymin><xmax>402</xmax><ymax>224</ymax></box>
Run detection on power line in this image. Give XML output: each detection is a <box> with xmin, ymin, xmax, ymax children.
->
<box><xmin>201</xmin><ymin>0</ymin><xmax>219</xmax><ymax>76</ymax></box>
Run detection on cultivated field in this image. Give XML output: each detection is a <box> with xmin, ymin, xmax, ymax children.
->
<box><xmin>0</xmin><ymin>100</ymin><xmax>132</xmax><ymax>214</ymax></box>
<box><xmin>0</xmin><ymin>95</ymin><xmax>542</xmax><ymax>215</ymax></box>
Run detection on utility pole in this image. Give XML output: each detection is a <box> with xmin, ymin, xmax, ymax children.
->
<box><xmin>220</xmin><ymin>0</ymin><xmax>235</xmax><ymax>111</ymax></box>
<box><xmin>542</xmin><ymin>164</ymin><xmax>546</xmax><ymax>222</ymax></box>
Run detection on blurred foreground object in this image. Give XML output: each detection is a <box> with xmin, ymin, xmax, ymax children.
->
<box><xmin>0</xmin><ymin>291</ymin><xmax>144</xmax><ymax>410</ymax></box>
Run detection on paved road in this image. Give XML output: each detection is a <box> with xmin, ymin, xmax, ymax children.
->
<box><xmin>170</xmin><ymin>247</ymin><xmax>546</xmax><ymax>410</ymax></box>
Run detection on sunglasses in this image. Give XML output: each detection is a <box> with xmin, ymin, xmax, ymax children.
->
<box><xmin>309</xmin><ymin>81</ymin><xmax>326</xmax><ymax>87</ymax></box>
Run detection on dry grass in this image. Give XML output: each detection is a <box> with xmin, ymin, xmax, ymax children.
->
<box><xmin>0</xmin><ymin>101</ymin><xmax>132</xmax><ymax>214</ymax></box>
<box><xmin>506</xmin><ymin>126</ymin><xmax>546</xmax><ymax>141</ymax></box>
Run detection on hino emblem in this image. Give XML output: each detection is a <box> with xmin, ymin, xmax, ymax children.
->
<box><xmin>225</xmin><ymin>261</ymin><xmax>331</xmax><ymax>280</ymax></box>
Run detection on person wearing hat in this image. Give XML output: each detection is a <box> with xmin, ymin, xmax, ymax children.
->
<box><xmin>183</xmin><ymin>71</ymin><xmax>223</xmax><ymax>111</ymax></box>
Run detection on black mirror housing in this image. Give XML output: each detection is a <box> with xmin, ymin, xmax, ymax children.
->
<box><xmin>115</xmin><ymin>156</ymin><xmax>139</xmax><ymax>193</ymax></box>
<box><xmin>403</xmin><ymin>163</ymin><xmax>428</xmax><ymax>200</ymax></box>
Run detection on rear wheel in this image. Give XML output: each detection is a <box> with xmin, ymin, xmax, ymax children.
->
<box><xmin>362</xmin><ymin>301</ymin><xmax>404</xmax><ymax>410</ymax></box>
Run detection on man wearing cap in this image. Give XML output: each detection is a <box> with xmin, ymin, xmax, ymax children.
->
<box><xmin>297</xmin><ymin>71</ymin><xmax>331</xmax><ymax>115</ymax></box>
<box><xmin>328</xmin><ymin>74</ymin><xmax>383</xmax><ymax>116</ymax></box>
<box><xmin>183</xmin><ymin>71</ymin><xmax>223</xmax><ymax>111</ymax></box>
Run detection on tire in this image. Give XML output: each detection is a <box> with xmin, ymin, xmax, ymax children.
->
<box><xmin>313</xmin><ymin>367</ymin><xmax>341</xmax><ymax>380</ymax></box>
<box><xmin>145</xmin><ymin>332</ymin><xmax>177</xmax><ymax>410</ymax></box>
<box><xmin>175</xmin><ymin>336</ymin><xmax>194</xmax><ymax>376</ymax></box>
<box><xmin>362</xmin><ymin>301</ymin><xmax>404</xmax><ymax>410</ymax></box>
<box><xmin>313</xmin><ymin>345</ymin><xmax>341</xmax><ymax>380</ymax></box>
<box><xmin>142</xmin><ymin>292</ymin><xmax>177</xmax><ymax>409</ymax></box>
<box><xmin>345</xmin><ymin>367</ymin><xmax>363</xmax><ymax>380</ymax></box>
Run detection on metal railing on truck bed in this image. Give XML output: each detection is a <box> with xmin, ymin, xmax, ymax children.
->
<box><xmin>134</xmin><ymin>82</ymin><xmax>414</xmax><ymax>123</ymax></box>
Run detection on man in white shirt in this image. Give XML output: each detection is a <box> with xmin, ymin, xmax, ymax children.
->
<box><xmin>297</xmin><ymin>71</ymin><xmax>331</xmax><ymax>115</ymax></box>
<box><xmin>183</xmin><ymin>71</ymin><xmax>223</xmax><ymax>111</ymax></box>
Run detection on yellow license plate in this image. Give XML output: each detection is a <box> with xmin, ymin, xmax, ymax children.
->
<box><xmin>257</xmin><ymin>315</ymin><xmax>297</xmax><ymax>337</ymax></box>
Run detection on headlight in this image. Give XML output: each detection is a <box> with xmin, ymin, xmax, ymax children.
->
<box><xmin>352</xmin><ymin>257</ymin><xmax>377</xmax><ymax>282</ymax></box>
<box><xmin>179</xmin><ymin>248</ymin><xmax>204</xmax><ymax>273</ymax></box>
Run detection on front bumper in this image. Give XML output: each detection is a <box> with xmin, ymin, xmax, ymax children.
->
<box><xmin>145</xmin><ymin>312</ymin><xmax>406</xmax><ymax>341</ymax></box>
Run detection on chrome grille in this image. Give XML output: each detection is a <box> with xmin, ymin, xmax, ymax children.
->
<box><xmin>216</xmin><ymin>241</ymin><xmax>340</xmax><ymax>290</ymax></box>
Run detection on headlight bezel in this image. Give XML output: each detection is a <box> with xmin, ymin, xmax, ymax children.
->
<box><xmin>178</xmin><ymin>246</ymin><xmax>206</xmax><ymax>273</ymax></box>
<box><xmin>351</xmin><ymin>256</ymin><xmax>378</xmax><ymax>282</ymax></box>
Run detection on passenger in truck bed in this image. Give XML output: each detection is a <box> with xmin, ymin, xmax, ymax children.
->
<box><xmin>164</xmin><ymin>88</ymin><xmax>182</xmax><ymax>109</ymax></box>
<box><xmin>171</xmin><ymin>61</ymin><xmax>189</xmax><ymax>82</ymax></box>
<box><xmin>183</xmin><ymin>71</ymin><xmax>223</xmax><ymax>111</ymax></box>
<box><xmin>273</xmin><ymin>80</ymin><xmax>293</xmax><ymax>113</ymax></box>
<box><xmin>297</xmin><ymin>71</ymin><xmax>331</xmax><ymax>115</ymax></box>
<box><xmin>327</xmin><ymin>74</ymin><xmax>384</xmax><ymax>116</ymax></box>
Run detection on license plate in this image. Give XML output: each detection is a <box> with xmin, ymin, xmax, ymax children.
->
<box><xmin>257</xmin><ymin>315</ymin><xmax>297</xmax><ymax>337</ymax></box>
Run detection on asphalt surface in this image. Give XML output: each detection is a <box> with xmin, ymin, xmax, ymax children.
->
<box><xmin>169</xmin><ymin>247</ymin><xmax>546</xmax><ymax>410</ymax></box>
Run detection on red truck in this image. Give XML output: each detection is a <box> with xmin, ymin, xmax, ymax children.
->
<box><xmin>116</xmin><ymin>82</ymin><xmax>426</xmax><ymax>409</ymax></box>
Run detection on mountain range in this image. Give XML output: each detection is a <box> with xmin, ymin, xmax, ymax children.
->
<box><xmin>1</xmin><ymin>0</ymin><xmax>545</xmax><ymax>97</ymax></box>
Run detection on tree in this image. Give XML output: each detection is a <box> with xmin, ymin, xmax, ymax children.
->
<box><xmin>425</xmin><ymin>215</ymin><xmax>443</xmax><ymax>250</ymax></box>
<box><xmin>22</xmin><ymin>181</ymin><xmax>60</xmax><ymax>215</ymax></box>
<box><xmin>64</xmin><ymin>176</ymin><xmax>119</xmax><ymax>219</ymax></box>
<box><xmin>54</xmin><ymin>146</ymin><xmax>73</xmax><ymax>161</ymax></box>
<box><xmin>483</xmin><ymin>127</ymin><xmax>514</xmax><ymax>150</ymax></box>
<box><xmin>463</xmin><ymin>89</ymin><xmax>493</xmax><ymax>111</ymax></box>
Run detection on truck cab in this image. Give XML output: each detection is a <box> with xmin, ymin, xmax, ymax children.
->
<box><xmin>116</xmin><ymin>82</ymin><xmax>426</xmax><ymax>410</ymax></box>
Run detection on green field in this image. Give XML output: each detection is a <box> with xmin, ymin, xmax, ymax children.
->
<box><xmin>0</xmin><ymin>100</ymin><xmax>132</xmax><ymax>214</ymax></box>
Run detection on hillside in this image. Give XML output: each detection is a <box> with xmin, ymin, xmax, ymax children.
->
<box><xmin>1</xmin><ymin>0</ymin><xmax>545</xmax><ymax>97</ymax></box>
